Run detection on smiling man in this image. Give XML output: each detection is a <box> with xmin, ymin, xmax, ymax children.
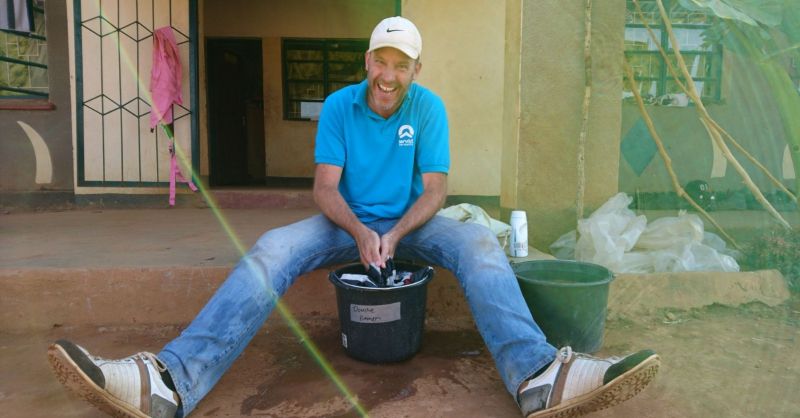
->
<box><xmin>48</xmin><ymin>17</ymin><xmax>660</xmax><ymax>418</ymax></box>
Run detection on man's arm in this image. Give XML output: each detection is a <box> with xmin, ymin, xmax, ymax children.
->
<box><xmin>313</xmin><ymin>163</ymin><xmax>382</xmax><ymax>267</ymax></box>
<box><xmin>379</xmin><ymin>172</ymin><xmax>447</xmax><ymax>264</ymax></box>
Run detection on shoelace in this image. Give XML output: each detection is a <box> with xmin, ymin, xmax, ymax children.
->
<box><xmin>561</xmin><ymin>347</ymin><xmax>620</xmax><ymax>366</ymax></box>
<box><xmin>87</xmin><ymin>350</ymin><xmax>167</xmax><ymax>372</ymax></box>
<box><xmin>139</xmin><ymin>352</ymin><xmax>168</xmax><ymax>373</ymax></box>
<box><xmin>555</xmin><ymin>346</ymin><xmax>574</xmax><ymax>363</ymax></box>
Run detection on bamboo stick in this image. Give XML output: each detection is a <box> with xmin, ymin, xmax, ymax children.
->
<box><xmin>632</xmin><ymin>0</ymin><xmax>797</xmax><ymax>203</ymax></box>
<box><xmin>708</xmin><ymin>118</ymin><xmax>797</xmax><ymax>202</ymax></box>
<box><xmin>654</xmin><ymin>0</ymin><xmax>792</xmax><ymax>229</ymax></box>
<box><xmin>623</xmin><ymin>58</ymin><xmax>741</xmax><ymax>249</ymax></box>
<box><xmin>576</xmin><ymin>0</ymin><xmax>593</xmax><ymax>226</ymax></box>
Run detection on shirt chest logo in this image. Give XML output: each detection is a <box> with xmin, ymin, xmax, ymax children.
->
<box><xmin>398</xmin><ymin>125</ymin><xmax>415</xmax><ymax>147</ymax></box>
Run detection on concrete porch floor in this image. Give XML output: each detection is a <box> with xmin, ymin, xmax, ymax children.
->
<box><xmin>1</xmin><ymin>206</ymin><xmax>797</xmax><ymax>417</ymax></box>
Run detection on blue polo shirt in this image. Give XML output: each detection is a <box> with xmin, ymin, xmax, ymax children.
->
<box><xmin>315</xmin><ymin>79</ymin><xmax>450</xmax><ymax>222</ymax></box>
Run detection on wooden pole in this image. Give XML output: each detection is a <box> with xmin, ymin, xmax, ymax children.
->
<box><xmin>576</xmin><ymin>0</ymin><xmax>593</xmax><ymax>228</ymax></box>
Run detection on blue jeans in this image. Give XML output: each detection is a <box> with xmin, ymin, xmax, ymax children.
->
<box><xmin>158</xmin><ymin>215</ymin><xmax>556</xmax><ymax>416</ymax></box>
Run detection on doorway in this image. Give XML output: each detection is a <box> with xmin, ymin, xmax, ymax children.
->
<box><xmin>206</xmin><ymin>38</ymin><xmax>265</xmax><ymax>186</ymax></box>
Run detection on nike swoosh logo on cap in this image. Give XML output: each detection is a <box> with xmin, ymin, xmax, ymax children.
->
<box><xmin>386</xmin><ymin>28</ymin><xmax>404</xmax><ymax>32</ymax></box>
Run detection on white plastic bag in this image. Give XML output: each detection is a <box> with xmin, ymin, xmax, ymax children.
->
<box><xmin>634</xmin><ymin>211</ymin><xmax>703</xmax><ymax>251</ymax></box>
<box><xmin>703</xmin><ymin>231</ymin><xmax>741</xmax><ymax>260</ymax></box>
<box><xmin>649</xmin><ymin>242</ymin><xmax>739</xmax><ymax>273</ymax></box>
<box><xmin>549</xmin><ymin>193</ymin><xmax>740</xmax><ymax>274</ymax></box>
<box><xmin>550</xmin><ymin>230</ymin><xmax>576</xmax><ymax>260</ymax></box>
<box><xmin>634</xmin><ymin>211</ymin><xmax>738</xmax><ymax>272</ymax></box>
<box><xmin>574</xmin><ymin>193</ymin><xmax>647</xmax><ymax>272</ymax></box>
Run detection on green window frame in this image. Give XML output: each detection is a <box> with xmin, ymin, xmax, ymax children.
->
<box><xmin>282</xmin><ymin>38</ymin><xmax>368</xmax><ymax>121</ymax></box>
<box><xmin>0</xmin><ymin>0</ymin><xmax>48</xmax><ymax>99</ymax></box>
<box><xmin>624</xmin><ymin>0</ymin><xmax>722</xmax><ymax>104</ymax></box>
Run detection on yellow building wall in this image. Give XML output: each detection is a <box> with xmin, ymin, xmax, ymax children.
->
<box><xmin>201</xmin><ymin>0</ymin><xmax>394</xmax><ymax>178</ymax></box>
<box><xmin>402</xmin><ymin>0</ymin><xmax>507</xmax><ymax>196</ymax></box>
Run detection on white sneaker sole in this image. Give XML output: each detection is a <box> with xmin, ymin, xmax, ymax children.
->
<box><xmin>527</xmin><ymin>354</ymin><xmax>661</xmax><ymax>418</ymax></box>
<box><xmin>48</xmin><ymin>343</ymin><xmax>150</xmax><ymax>418</ymax></box>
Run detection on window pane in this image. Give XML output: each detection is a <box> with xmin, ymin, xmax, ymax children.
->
<box><xmin>625</xmin><ymin>28</ymin><xmax>662</xmax><ymax>51</ymax></box>
<box><xmin>623</xmin><ymin>77</ymin><xmax>659</xmax><ymax>100</ymax></box>
<box><xmin>29</xmin><ymin>65</ymin><xmax>48</xmax><ymax>90</ymax></box>
<box><xmin>328</xmin><ymin>49</ymin><xmax>363</xmax><ymax>62</ymax></box>
<box><xmin>287</xmin><ymin>81</ymin><xmax>324</xmax><ymax>101</ymax></box>
<box><xmin>668</xmin><ymin>28</ymin><xmax>709</xmax><ymax>51</ymax></box>
<box><xmin>626</xmin><ymin>0</ymin><xmax>660</xmax><ymax>24</ymax></box>
<box><xmin>668</xmin><ymin>4</ymin><xmax>712</xmax><ymax>25</ymax></box>
<box><xmin>329</xmin><ymin>82</ymin><xmax>355</xmax><ymax>94</ymax></box>
<box><xmin>329</xmin><ymin>62</ymin><xmax>365</xmax><ymax>82</ymax></box>
<box><xmin>286</xmin><ymin>49</ymin><xmax>323</xmax><ymax>61</ymax></box>
<box><xmin>287</xmin><ymin>62</ymin><xmax>323</xmax><ymax>80</ymax></box>
<box><xmin>627</xmin><ymin>0</ymin><xmax>712</xmax><ymax>26</ymax></box>
<box><xmin>286</xmin><ymin>101</ymin><xmax>302</xmax><ymax>119</ymax></box>
<box><xmin>666</xmin><ymin>53</ymin><xmax>712</xmax><ymax>78</ymax></box>
<box><xmin>0</xmin><ymin>6</ymin><xmax>48</xmax><ymax>97</ymax></box>
<box><xmin>666</xmin><ymin>78</ymin><xmax>717</xmax><ymax>99</ymax></box>
<box><xmin>283</xmin><ymin>38</ymin><xmax>367</xmax><ymax>119</ymax></box>
<box><xmin>626</xmin><ymin>53</ymin><xmax>663</xmax><ymax>80</ymax></box>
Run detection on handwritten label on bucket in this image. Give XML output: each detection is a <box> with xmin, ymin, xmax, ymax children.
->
<box><xmin>350</xmin><ymin>302</ymin><xmax>401</xmax><ymax>324</ymax></box>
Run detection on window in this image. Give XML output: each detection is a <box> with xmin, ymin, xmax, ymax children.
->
<box><xmin>0</xmin><ymin>0</ymin><xmax>48</xmax><ymax>99</ymax></box>
<box><xmin>282</xmin><ymin>38</ymin><xmax>367</xmax><ymax>120</ymax></box>
<box><xmin>623</xmin><ymin>0</ymin><xmax>722</xmax><ymax>104</ymax></box>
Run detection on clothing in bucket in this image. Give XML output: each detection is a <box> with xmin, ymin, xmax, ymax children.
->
<box><xmin>337</xmin><ymin>258</ymin><xmax>430</xmax><ymax>288</ymax></box>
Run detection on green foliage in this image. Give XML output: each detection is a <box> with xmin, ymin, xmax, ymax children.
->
<box><xmin>682</xmin><ymin>0</ymin><xmax>799</xmax><ymax>63</ymax></box>
<box><xmin>741</xmin><ymin>228</ymin><xmax>800</xmax><ymax>292</ymax></box>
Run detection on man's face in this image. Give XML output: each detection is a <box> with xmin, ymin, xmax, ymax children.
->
<box><xmin>365</xmin><ymin>47</ymin><xmax>421</xmax><ymax>118</ymax></box>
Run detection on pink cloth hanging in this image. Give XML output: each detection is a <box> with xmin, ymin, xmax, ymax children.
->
<box><xmin>150</xmin><ymin>26</ymin><xmax>183</xmax><ymax>128</ymax></box>
<box><xmin>150</xmin><ymin>26</ymin><xmax>196</xmax><ymax>206</ymax></box>
<box><xmin>169</xmin><ymin>142</ymin><xmax>198</xmax><ymax>206</ymax></box>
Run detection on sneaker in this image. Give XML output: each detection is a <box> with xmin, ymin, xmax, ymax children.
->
<box><xmin>48</xmin><ymin>339</ymin><xmax>179</xmax><ymax>418</ymax></box>
<box><xmin>518</xmin><ymin>346</ymin><xmax>660</xmax><ymax>418</ymax></box>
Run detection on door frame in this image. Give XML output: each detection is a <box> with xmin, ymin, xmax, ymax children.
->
<box><xmin>204</xmin><ymin>37</ymin><xmax>265</xmax><ymax>187</ymax></box>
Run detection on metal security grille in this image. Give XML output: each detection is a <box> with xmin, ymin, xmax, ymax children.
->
<box><xmin>75</xmin><ymin>0</ymin><xmax>198</xmax><ymax>186</ymax></box>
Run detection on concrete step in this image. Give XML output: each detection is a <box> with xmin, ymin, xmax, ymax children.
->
<box><xmin>0</xmin><ymin>207</ymin><xmax>791</xmax><ymax>331</ymax></box>
<box><xmin>0</xmin><ymin>263</ymin><xmax>789</xmax><ymax>333</ymax></box>
<box><xmin>209</xmin><ymin>188</ymin><xmax>315</xmax><ymax>209</ymax></box>
<box><xmin>0</xmin><ymin>266</ymin><xmax>475</xmax><ymax>332</ymax></box>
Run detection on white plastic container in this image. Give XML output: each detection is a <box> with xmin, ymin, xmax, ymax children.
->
<box><xmin>509</xmin><ymin>210</ymin><xmax>528</xmax><ymax>257</ymax></box>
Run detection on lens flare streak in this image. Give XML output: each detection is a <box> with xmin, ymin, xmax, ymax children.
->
<box><xmin>90</xmin><ymin>2</ymin><xmax>368</xmax><ymax>414</ymax></box>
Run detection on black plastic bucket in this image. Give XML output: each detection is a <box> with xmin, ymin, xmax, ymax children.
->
<box><xmin>329</xmin><ymin>262</ymin><xmax>434</xmax><ymax>363</ymax></box>
<box><xmin>512</xmin><ymin>260</ymin><xmax>614</xmax><ymax>353</ymax></box>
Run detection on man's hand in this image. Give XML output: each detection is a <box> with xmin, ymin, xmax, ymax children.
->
<box><xmin>378</xmin><ymin>172</ymin><xmax>448</xmax><ymax>267</ymax></box>
<box><xmin>355</xmin><ymin>227</ymin><xmax>382</xmax><ymax>268</ymax></box>
<box><xmin>315</xmin><ymin>165</ymin><xmax>447</xmax><ymax>269</ymax></box>
<box><xmin>379</xmin><ymin>231</ymin><xmax>400</xmax><ymax>265</ymax></box>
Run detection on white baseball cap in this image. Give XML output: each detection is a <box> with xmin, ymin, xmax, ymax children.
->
<box><xmin>368</xmin><ymin>16</ymin><xmax>422</xmax><ymax>60</ymax></box>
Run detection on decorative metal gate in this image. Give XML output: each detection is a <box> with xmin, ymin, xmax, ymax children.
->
<box><xmin>75</xmin><ymin>0</ymin><xmax>198</xmax><ymax>186</ymax></box>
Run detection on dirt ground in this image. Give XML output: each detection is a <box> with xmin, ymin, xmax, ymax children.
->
<box><xmin>2</xmin><ymin>294</ymin><xmax>798</xmax><ymax>418</ymax></box>
<box><xmin>595</xmin><ymin>293</ymin><xmax>800</xmax><ymax>418</ymax></box>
